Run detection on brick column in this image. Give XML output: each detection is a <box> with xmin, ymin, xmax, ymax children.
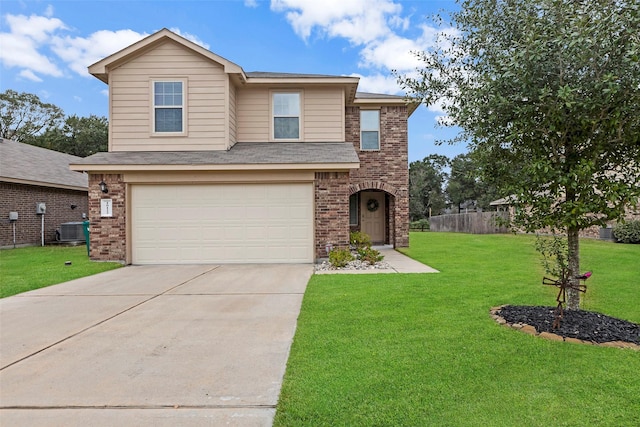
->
<box><xmin>88</xmin><ymin>174</ymin><xmax>126</xmax><ymax>262</ymax></box>
<box><xmin>315</xmin><ymin>171</ymin><xmax>350</xmax><ymax>259</ymax></box>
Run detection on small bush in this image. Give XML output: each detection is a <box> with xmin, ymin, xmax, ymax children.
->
<box><xmin>613</xmin><ymin>220</ymin><xmax>640</xmax><ymax>244</ymax></box>
<box><xmin>357</xmin><ymin>247</ymin><xmax>384</xmax><ymax>264</ymax></box>
<box><xmin>329</xmin><ymin>248</ymin><xmax>355</xmax><ymax>268</ymax></box>
<box><xmin>350</xmin><ymin>231</ymin><xmax>372</xmax><ymax>249</ymax></box>
<box><xmin>410</xmin><ymin>219</ymin><xmax>430</xmax><ymax>231</ymax></box>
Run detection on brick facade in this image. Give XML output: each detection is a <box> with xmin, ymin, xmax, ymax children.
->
<box><xmin>315</xmin><ymin>171</ymin><xmax>350</xmax><ymax>259</ymax></box>
<box><xmin>88</xmin><ymin>174</ymin><xmax>126</xmax><ymax>261</ymax></box>
<box><xmin>345</xmin><ymin>105</ymin><xmax>410</xmax><ymax>248</ymax></box>
<box><xmin>0</xmin><ymin>182</ymin><xmax>88</xmax><ymax>248</ymax></box>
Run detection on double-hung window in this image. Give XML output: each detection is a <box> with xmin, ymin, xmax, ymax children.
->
<box><xmin>360</xmin><ymin>110</ymin><xmax>380</xmax><ymax>150</ymax></box>
<box><xmin>273</xmin><ymin>92</ymin><xmax>300</xmax><ymax>140</ymax></box>
<box><xmin>153</xmin><ymin>80</ymin><xmax>184</xmax><ymax>134</ymax></box>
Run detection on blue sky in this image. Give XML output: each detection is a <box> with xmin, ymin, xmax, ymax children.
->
<box><xmin>1</xmin><ymin>0</ymin><xmax>467</xmax><ymax>161</ymax></box>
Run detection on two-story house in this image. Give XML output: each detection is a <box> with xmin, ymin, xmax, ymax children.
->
<box><xmin>70</xmin><ymin>29</ymin><xmax>416</xmax><ymax>264</ymax></box>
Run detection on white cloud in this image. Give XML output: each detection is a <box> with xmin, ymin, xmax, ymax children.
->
<box><xmin>1</xmin><ymin>10</ymin><xmax>211</xmax><ymax>81</ymax></box>
<box><xmin>100</xmin><ymin>89</ymin><xmax>109</xmax><ymax>97</ymax></box>
<box><xmin>349</xmin><ymin>73</ymin><xmax>402</xmax><ymax>95</ymax></box>
<box><xmin>168</xmin><ymin>27</ymin><xmax>210</xmax><ymax>49</ymax></box>
<box><xmin>269</xmin><ymin>0</ymin><xmax>458</xmax><ymax>106</ymax></box>
<box><xmin>244</xmin><ymin>0</ymin><xmax>259</xmax><ymax>7</ymax></box>
<box><xmin>271</xmin><ymin>0</ymin><xmax>400</xmax><ymax>44</ymax></box>
<box><xmin>0</xmin><ymin>14</ymin><xmax>65</xmax><ymax>77</ymax></box>
<box><xmin>51</xmin><ymin>29</ymin><xmax>148</xmax><ymax>76</ymax></box>
<box><xmin>18</xmin><ymin>69</ymin><xmax>43</xmax><ymax>82</ymax></box>
<box><xmin>359</xmin><ymin>34</ymin><xmax>422</xmax><ymax>71</ymax></box>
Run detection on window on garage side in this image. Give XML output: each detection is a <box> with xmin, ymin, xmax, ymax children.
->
<box><xmin>349</xmin><ymin>193</ymin><xmax>359</xmax><ymax>226</ymax></box>
<box><xmin>360</xmin><ymin>109</ymin><xmax>380</xmax><ymax>150</ymax></box>
<box><xmin>153</xmin><ymin>80</ymin><xmax>185</xmax><ymax>134</ymax></box>
<box><xmin>273</xmin><ymin>92</ymin><xmax>300</xmax><ymax>140</ymax></box>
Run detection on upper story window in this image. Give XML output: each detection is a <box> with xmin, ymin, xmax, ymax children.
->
<box><xmin>360</xmin><ymin>110</ymin><xmax>380</xmax><ymax>150</ymax></box>
<box><xmin>153</xmin><ymin>80</ymin><xmax>184</xmax><ymax>134</ymax></box>
<box><xmin>273</xmin><ymin>92</ymin><xmax>300</xmax><ymax>140</ymax></box>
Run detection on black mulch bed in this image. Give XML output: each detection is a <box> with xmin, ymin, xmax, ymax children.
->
<box><xmin>497</xmin><ymin>305</ymin><xmax>640</xmax><ymax>344</ymax></box>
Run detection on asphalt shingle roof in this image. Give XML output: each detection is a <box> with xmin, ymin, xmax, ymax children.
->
<box><xmin>0</xmin><ymin>138</ymin><xmax>88</xmax><ymax>189</ymax></box>
<box><xmin>72</xmin><ymin>142</ymin><xmax>360</xmax><ymax>167</ymax></box>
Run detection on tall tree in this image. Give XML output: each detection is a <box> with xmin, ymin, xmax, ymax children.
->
<box><xmin>0</xmin><ymin>90</ymin><xmax>64</xmax><ymax>142</ymax></box>
<box><xmin>30</xmin><ymin>115</ymin><xmax>108</xmax><ymax>157</ymax></box>
<box><xmin>398</xmin><ymin>0</ymin><xmax>640</xmax><ymax>309</ymax></box>
<box><xmin>409</xmin><ymin>154</ymin><xmax>449</xmax><ymax>220</ymax></box>
<box><xmin>447</xmin><ymin>153</ymin><xmax>481</xmax><ymax>212</ymax></box>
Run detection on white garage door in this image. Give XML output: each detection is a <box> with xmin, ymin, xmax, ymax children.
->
<box><xmin>131</xmin><ymin>183</ymin><xmax>314</xmax><ymax>264</ymax></box>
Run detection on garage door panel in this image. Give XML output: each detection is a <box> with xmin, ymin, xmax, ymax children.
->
<box><xmin>132</xmin><ymin>183</ymin><xmax>313</xmax><ymax>264</ymax></box>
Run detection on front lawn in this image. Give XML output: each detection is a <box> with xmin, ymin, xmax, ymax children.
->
<box><xmin>275</xmin><ymin>233</ymin><xmax>640</xmax><ymax>426</ymax></box>
<box><xmin>0</xmin><ymin>246</ymin><xmax>122</xmax><ymax>298</ymax></box>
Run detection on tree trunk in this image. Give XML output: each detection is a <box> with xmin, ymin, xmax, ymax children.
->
<box><xmin>566</xmin><ymin>227</ymin><xmax>581</xmax><ymax>310</ymax></box>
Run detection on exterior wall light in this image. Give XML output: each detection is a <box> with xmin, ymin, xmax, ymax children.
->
<box><xmin>99</xmin><ymin>181</ymin><xmax>109</xmax><ymax>194</ymax></box>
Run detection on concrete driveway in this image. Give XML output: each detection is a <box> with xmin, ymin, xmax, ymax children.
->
<box><xmin>0</xmin><ymin>264</ymin><xmax>312</xmax><ymax>426</ymax></box>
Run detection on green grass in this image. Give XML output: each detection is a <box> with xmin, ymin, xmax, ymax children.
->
<box><xmin>1</xmin><ymin>245</ymin><xmax>122</xmax><ymax>298</ymax></box>
<box><xmin>275</xmin><ymin>233</ymin><xmax>640</xmax><ymax>426</ymax></box>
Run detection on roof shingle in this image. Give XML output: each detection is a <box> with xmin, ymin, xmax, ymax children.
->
<box><xmin>71</xmin><ymin>142</ymin><xmax>360</xmax><ymax>168</ymax></box>
<box><xmin>0</xmin><ymin>139</ymin><xmax>88</xmax><ymax>189</ymax></box>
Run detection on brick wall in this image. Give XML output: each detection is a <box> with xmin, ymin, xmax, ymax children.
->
<box><xmin>88</xmin><ymin>174</ymin><xmax>126</xmax><ymax>261</ymax></box>
<box><xmin>0</xmin><ymin>182</ymin><xmax>88</xmax><ymax>248</ymax></box>
<box><xmin>315</xmin><ymin>171</ymin><xmax>350</xmax><ymax>259</ymax></box>
<box><xmin>345</xmin><ymin>105</ymin><xmax>410</xmax><ymax>247</ymax></box>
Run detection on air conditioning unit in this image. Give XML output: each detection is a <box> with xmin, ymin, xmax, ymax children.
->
<box><xmin>59</xmin><ymin>222</ymin><xmax>85</xmax><ymax>242</ymax></box>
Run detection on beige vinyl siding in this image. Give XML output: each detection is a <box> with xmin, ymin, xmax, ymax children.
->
<box><xmin>109</xmin><ymin>40</ymin><xmax>229</xmax><ymax>152</ymax></box>
<box><xmin>228</xmin><ymin>82</ymin><xmax>237</xmax><ymax>148</ymax></box>
<box><xmin>236</xmin><ymin>86</ymin><xmax>344</xmax><ymax>142</ymax></box>
<box><xmin>236</xmin><ymin>87</ymin><xmax>270</xmax><ymax>142</ymax></box>
<box><xmin>303</xmin><ymin>87</ymin><xmax>344</xmax><ymax>142</ymax></box>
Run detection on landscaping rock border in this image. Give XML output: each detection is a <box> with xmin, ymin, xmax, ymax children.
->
<box><xmin>490</xmin><ymin>305</ymin><xmax>640</xmax><ymax>350</ymax></box>
<box><xmin>314</xmin><ymin>259</ymin><xmax>391</xmax><ymax>272</ymax></box>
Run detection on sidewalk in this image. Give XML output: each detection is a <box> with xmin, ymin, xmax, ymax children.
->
<box><xmin>315</xmin><ymin>247</ymin><xmax>439</xmax><ymax>274</ymax></box>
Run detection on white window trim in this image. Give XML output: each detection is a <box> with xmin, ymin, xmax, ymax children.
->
<box><xmin>360</xmin><ymin>109</ymin><xmax>380</xmax><ymax>151</ymax></box>
<box><xmin>270</xmin><ymin>90</ymin><xmax>303</xmax><ymax>142</ymax></box>
<box><xmin>150</xmin><ymin>78</ymin><xmax>187</xmax><ymax>137</ymax></box>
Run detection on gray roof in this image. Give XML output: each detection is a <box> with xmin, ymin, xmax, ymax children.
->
<box><xmin>0</xmin><ymin>138</ymin><xmax>88</xmax><ymax>190</ymax></box>
<box><xmin>356</xmin><ymin>91</ymin><xmax>405</xmax><ymax>100</ymax></box>
<box><xmin>246</xmin><ymin>71</ymin><xmax>352</xmax><ymax>79</ymax></box>
<box><xmin>72</xmin><ymin>142</ymin><xmax>360</xmax><ymax>167</ymax></box>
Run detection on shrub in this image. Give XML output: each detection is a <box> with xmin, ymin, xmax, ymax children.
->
<box><xmin>357</xmin><ymin>246</ymin><xmax>384</xmax><ymax>264</ymax></box>
<box><xmin>410</xmin><ymin>219</ymin><xmax>430</xmax><ymax>231</ymax></box>
<box><xmin>613</xmin><ymin>220</ymin><xmax>640</xmax><ymax>244</ymax></box>
<box><xmin>350</xmin><ymin>231</ymin><xmax>372</xmax><ymax>249</ymax></box>
<box><xmin>329</xmin><ymin>248</ymin><xmax>355</xmax><ymax>268</ymax></box>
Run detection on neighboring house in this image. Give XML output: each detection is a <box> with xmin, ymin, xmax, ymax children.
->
<box><xmin>70</xmin><ymin>29</ymin><xmax>416</xmax><ymax>264</ymax></box>
<box><xmin>0</xmin><ymin>138</ymin><xmax>88</xmax><ymax>248</ymax></box>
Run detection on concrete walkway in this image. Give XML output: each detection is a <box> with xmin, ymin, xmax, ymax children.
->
<box><xmin>0</xmin><ymin>264</ymin><xmax>313</xmax><ymax>426</ymax></box>
<box><xmin>315</xmin><ymin>247</ymin><xmax>439</xmax><ymax>274</ymax></box>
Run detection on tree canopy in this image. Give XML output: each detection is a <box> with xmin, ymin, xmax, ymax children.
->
<box><xmin>409</xmin><ymin>154</ymin><xmax>449</xmax><ymax>220</ymax></box>
<box><xmin>0</xmin><ymin>90</ymin><xmax>64</xmax><ymax>142</ymax></box>
<box><xmin>0</xmin><ymin>90</ymin><xmax>108</xmax><ymax>157</ymax></box>
<box><xmin>398</xmin><ymin>0</ymin><xmax>640</xmax><ymax>308</ymax></box>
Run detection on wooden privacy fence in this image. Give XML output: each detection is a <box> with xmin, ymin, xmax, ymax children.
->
<box><xmin>429</xmin><ymin>212</ymin><xmax>510</xmax><ymax>234</ymax></box>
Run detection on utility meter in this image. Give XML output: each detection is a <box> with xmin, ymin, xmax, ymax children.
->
<box><xmin>9</xmin><ymin>212</ymin><xmax>18</xmax><ymax>221</ymax></box>
<box><xmin>36</xmin><ymin>202</ymin><xmax>46</xmax><ymax>214</ymax></box>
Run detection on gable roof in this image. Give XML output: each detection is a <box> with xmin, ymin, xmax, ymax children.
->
<box><xmin>70</xmin><ymin>142</ymin><xmax>359</xmax><ymax>172</ymax></box>
<box><xmin>0</xmin><ymin>138</ymin><xmax>88</xmax><ymax>191</ymax></box>
<box><xmin>89</xmin><ymin>28</ymin><xmax>245</xmax><ymax>83</ymax></box>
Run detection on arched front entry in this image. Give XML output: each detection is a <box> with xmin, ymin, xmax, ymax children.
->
<box><xmin>349</xmin><ymin>182</ymin><xmax>401</xmax><ymax>246</ymax></box>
